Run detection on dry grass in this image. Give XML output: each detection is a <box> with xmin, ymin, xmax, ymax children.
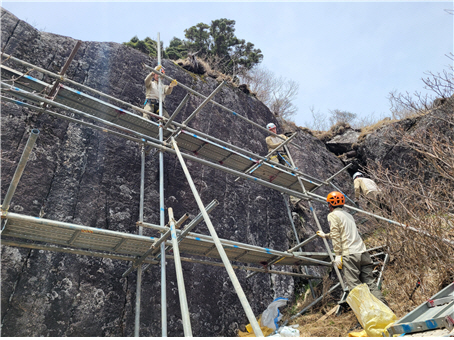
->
<box><xmin>279</xmin><ymin>228</ymin><xmax>451</xmax><ymax>337</ymax></box>
<box><xmin>310</xmin><ymin>122</ymin><xmax>353</xmax><ymax>142</ymax></box>
<box><xmin>357</xmin><ymin>117</ymin><xmax>397</xmax><ymax>143</ymax></box>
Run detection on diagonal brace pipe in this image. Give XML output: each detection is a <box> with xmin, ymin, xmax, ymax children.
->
<box><xmin>1</xmin><ymin>129</ymin><xmax>40</xmax><ymax>212</ymax></box>
<box><xmin>182</xmin><ymin>81</ymin><xmax>225</xmax><ymax>125</ymax></box>
<box><xmin>170</xmin><ymin>137</ymin><xmax>264</xmax><ymax>337</ymax></box>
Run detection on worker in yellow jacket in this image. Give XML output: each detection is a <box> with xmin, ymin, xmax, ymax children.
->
<box><xmin>353</xmin><ymin>172</ymin><xmax>390</xmax><ymax>213</ymax></box>
<box><xmin>265</xmin><ymin>123</ymin><xmax>291</xmax><ymax>167</ymax></box>
<box><xmin>143</xmin><ymin>65</ymin><xmax>178</xmax><ymax>123</ymax></box>
<box><xmin>353</xmin><ymin>172</ymin><xmax>381</xmax><ymax>201</ymax></box>
<box><xmin>317</xmin><ymin>191</ymin><xmax>387</xmax><ymax>305</ymax></box>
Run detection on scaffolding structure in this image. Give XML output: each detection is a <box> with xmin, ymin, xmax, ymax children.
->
<box><xmin>0</xmin><ymin>36</ymin><xmax>400</xmax><ymax>337</ymax></box>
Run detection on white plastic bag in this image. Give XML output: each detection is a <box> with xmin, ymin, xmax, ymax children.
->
<box><xmin>277</xmin><ymin>326</ymin><xmax>300</xmax><ymax>337</ymax></box>
<box><xmin>260</xmin><ymin>297</ymin><xmax>288</xmax><ymax>330</ymax></box>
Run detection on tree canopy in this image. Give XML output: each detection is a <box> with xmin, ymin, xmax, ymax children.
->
<box><xmin>123</xmin><ymin>18</ymin><xmax>263</xmax><ymax>76</ymax></box>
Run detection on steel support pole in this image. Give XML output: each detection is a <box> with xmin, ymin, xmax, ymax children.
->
<box><xmin>377</xmin><ymin>253</ymin><xmax>389</xmax><ymax>290</ymax></box>
<box><xmin>282</xmin><ymin>194</ymin><xmax>316</xmax><ymax>299</ymax></box>
<box><xmin>182</xmin><ymin>81</ymin><xmax>225</xmax><ymax>125</ymax></box>
<box><xmin>168</xmin><ymin>208</ymin><xmax>193</xmax><ymax>336</ymax></box>
<box><xmin>170</xmin><ymin>255</ymin><xmax>323</xmax><ymax>279</ymax></box>
<box><xmin>134</xmin><ymin>144</ymin><xmax>145</xmax><ymax>337</ymax></box>
<box><xmin>310</xmin><ymin>163</ymin><xmax>353</xmax><ymax>192</ymax></box>
<box><xmin>170</xmin><ymin>137</ymin><xmax>264</xmax><ymax>337</ymax></box>
<box><xmin>283</xmin><ymin>145</ymin><xmax>347</xmax><ymax>291</ymax></box>
<box><xmin>46</xmin><ymin>40</ymin><xmax>82</xmax><ymax>100</ymax></box>
<box><xmin>1</xmin><ymin>129</ymin><xmax>40</xmax><ymax>212</ymax></box>
<box><xmin>157</xmin><ymin>33</ymin><xmax>167</xmax><ymax>338</ymax></box>
<box><xmin>0</xmin><ymin>239</ymin><xmax>323</xmax><ymax>280</ymax></box>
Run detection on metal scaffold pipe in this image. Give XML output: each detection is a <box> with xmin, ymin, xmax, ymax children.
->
<box><xmin>171</xmin><ymin>137</ymin><xmax>264</xmax><ymax>337</ymax></box>
<box><xmin>182</xmin><ymin>81</ymin><xmax>226</xmax><ymax>125</ymax></box>
<box><xmin>134</xmin><ymin>144</ymin><xmax>146</xmax><ymax>337</ymax></box>
<box><xmin>287</xmin><ymin>234</ymin><xmax>319</xmax><ymax>253</ymax></box>
<box><xmin>138</xmin><ymin>221</ymin><xmax>331</xmax><ymax>267</ymax></box>
<box><xmin>1</xmin><ymin>128</ymin><xmax>40</xmax><ymax>212</ymax></box>
<box><xmin>164</xmin><ymin>93</ymin><xmax>189</xmax><ymax>130</ymax></box>
<box><xmin>157</xmin><ymin>32</ymin><xmax>168</xmax><ymax>338</ymax></box>
<box><xmin>144</xmin><ymin>64</ymin><xmax>304</xmax><ymax>152</ymax></box>
<box><xmin>168</xmin><ymin>208</ymin><xmax>193</xmax><ymax>336</ymax></box>
<box><xmin>0</xmin><ymin>84</ymin><xmax>162</xmax><ymax>145</ymax></box>
<box><xmin>0</xmin><ymin>239</ymin><xmax>160</xmax><ymax>264</ymax></box>
<box><xmin>283</xmin><ymin>145</ymin><xmax>347</xmax><ymax>291</ymax></box>
<box><xmin>170</xmin><ymin>255</ymin><xmax>324</xmax><ymax>279</ymax></box>
<box><xmin>0</xmin><ymin>52</ymin><xmax>162</xmax><ymax>121</ymax></box>
<box><xmin>285</xmin><ymin>282</ymin><xmax>342</xmax><ymax>324</ymax></box>
<box><xmin>1</xmin><ymin>96</ymin><xmax>146</xmax><ymax>144</ymax></box>
<box><xmin>307</xmin><ymin>191</ymin><xmax>454</xmax><ymax>248</ymax></box>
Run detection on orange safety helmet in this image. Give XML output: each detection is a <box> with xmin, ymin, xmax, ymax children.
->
<box><xmin>326</xmin><ymin>191</ymin><xmax>345</xmax><ymax>206</ymax></box>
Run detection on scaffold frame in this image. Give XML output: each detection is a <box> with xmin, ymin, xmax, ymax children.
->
<box><xmin>0</xmin><ymin>34</ymin><xmax>411</xmax><ymax>337</ymax></box>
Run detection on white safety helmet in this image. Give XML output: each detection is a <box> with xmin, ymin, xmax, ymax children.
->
<box><xmin>266</xmin><ymin>122</ymin><xmax>276</xmax><ymax>130</ymax></box>
<box><xmin>154</xmin><ymin>65</ymin><xmax>166</xmax><ymax>74</ymax></box>
<box><xmin>353</xmin><ymin>172</ymin><xmax>363</xmax><ymax>180</ymax></box>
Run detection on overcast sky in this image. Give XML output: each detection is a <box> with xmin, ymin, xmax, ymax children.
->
<box><xmin>2</xmin><ymin>1</ymin><xmax>453</xmax><ymax>128</ymax></box>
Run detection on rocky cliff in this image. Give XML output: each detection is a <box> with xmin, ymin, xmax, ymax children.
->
<box><xmin>0</xmin><ymin>8</ymin><xmax>353</xmax><ymax>337</ymax></box>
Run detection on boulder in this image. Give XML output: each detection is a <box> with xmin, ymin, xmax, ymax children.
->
<box><xmin>326</xmin><ymin>128</ymin><xmax>360</xmax><ymax>155</ymax></box>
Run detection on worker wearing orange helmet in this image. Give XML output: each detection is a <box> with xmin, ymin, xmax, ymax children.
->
<box><xmin>317</xmin><ymin>191</ymin><xmax>387</xmax><ymax>304</ymax></box>
<box><xmin>143</xmin><ymin>64</ymin><xmax>178</xmax><ymax>123</ymax></box>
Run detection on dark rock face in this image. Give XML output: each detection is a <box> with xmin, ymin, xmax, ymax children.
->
<box><xmin>358</xmin><ymin>106</ymin><xmax>453</xmax><ymax>174</ymax></box>
<box><xmin>0</xmin><ymin>8</ymin><xmax>352</xmax><ymax>336</ymax></box>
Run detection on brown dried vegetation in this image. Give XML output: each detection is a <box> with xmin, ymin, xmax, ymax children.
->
<box><xmin>280</xmin><ymin>70</ymin><xmax>454</xmax><ymax>337</ymax></box>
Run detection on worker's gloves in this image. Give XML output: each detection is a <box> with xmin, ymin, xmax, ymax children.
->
<box><xmin>284</xmin><ymin>131</ymin><xmax>293</xmax><ymax>137</ymax></box>
<box><xmin>333</xmin><ymin>255</ymin><xmax>343</xmax><ymax>270</ymax></box>
<box><xmin>155</xmin><ymin>65</ymin><xmax>163</xmax><ymax>71</ymax></box>
<box><xmin>316</xmin><ymin>230</ymin><xmax>327</xmax><ymax>238</ymax></box>
<box><xmin>169</xmin><ymin>79</ymin><xmax>178</xmax><ymax>88</ymax></box>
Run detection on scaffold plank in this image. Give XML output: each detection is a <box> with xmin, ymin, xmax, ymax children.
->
<box><xmin>2</xmin><ymin>64</ymin><xmax>319</xmax><ymax>194</ymax></box>
<box><xmin>1</xmin><ymin>65</ymin><xmax>49</xmax><ymax>94</ymax></box>
<box><xmin>1</xmin><ymin>212</ymin><xmax>330</xmax><ymax>267</ymax></box>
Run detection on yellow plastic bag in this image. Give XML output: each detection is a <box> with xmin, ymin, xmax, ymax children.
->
<box><xmin>238</xmin><ymin>316</ymin><xmax>275</xmax><ymax>337</ymax></box>
<box><xmin>346</xmin><ymin>284</ymin><xmax>397</xmax><ymax>337</ymax></box>
<box><xmin>348</xmin><ymin>329</ymin><xmax>368</xmax><ymax>337</ymax></box>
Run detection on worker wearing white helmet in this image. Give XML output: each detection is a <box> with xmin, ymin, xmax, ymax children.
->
<box><xmin>353</xmin><ymin>172</ymin><xmax>380</xmax><ymax>201</ymax></box>
<box><xmin>143</xmin><ymin>64</ymin><xmax>178</xmax><ymax>124</ymax></box>
<box><xmin>265</xmin><ymin>123</ymin><xmax>291</xmax><ymax>166</ymax></box>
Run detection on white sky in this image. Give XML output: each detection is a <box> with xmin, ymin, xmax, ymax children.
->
<box><xmin>2</xmin><ymin>1</ymin><xmax>453</xmax><ymax>128</ymax></box>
